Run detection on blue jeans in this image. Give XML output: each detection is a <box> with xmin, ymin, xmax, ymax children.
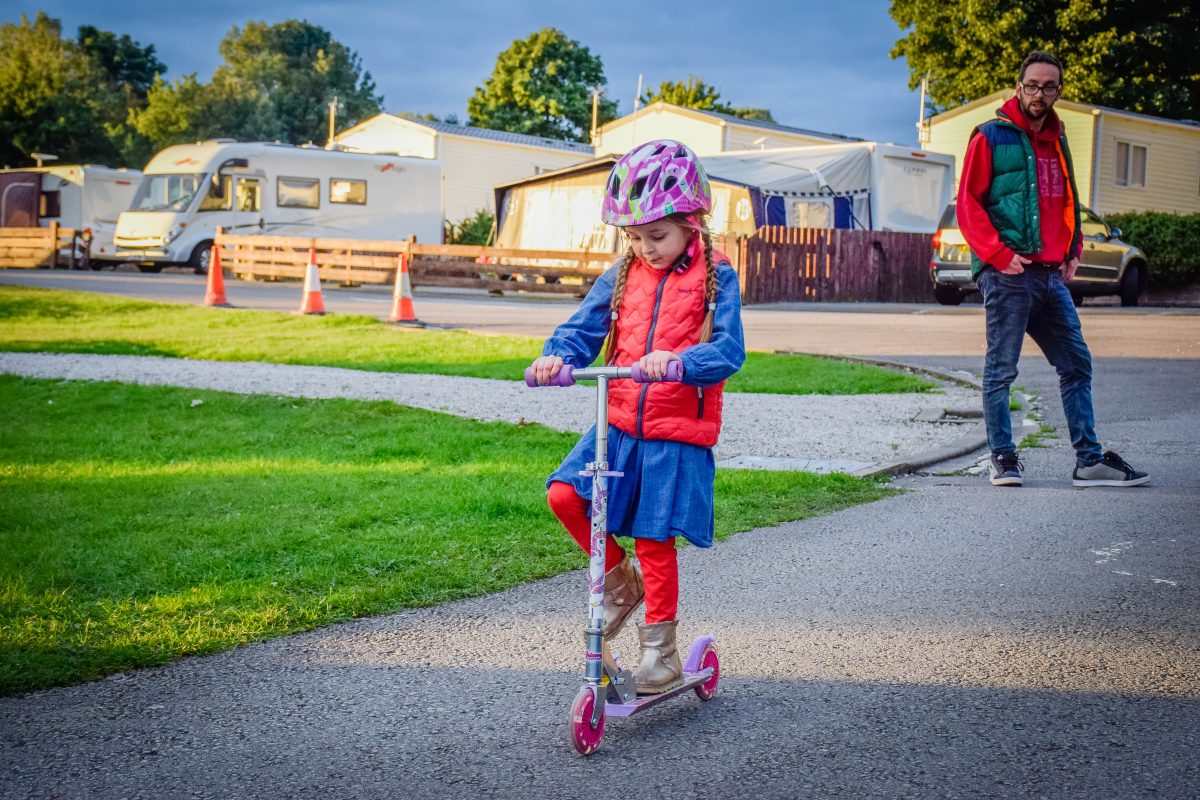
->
<box><xmin>977</xmin><ymin>267</ymin><xmax>1102</xmax><ymax>466</ymax></box>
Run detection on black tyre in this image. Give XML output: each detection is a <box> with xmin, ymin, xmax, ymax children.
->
<box><xmin>1119</xmin><ymin>265</ymin><xmax>1142</xmax><ymax>307</ymax></box>
<box><xmin>136</xmin><ymin>264</ymin><xmax>163</xmax><ymax>273</ymax></box>
<box><xmin>934</xmin><ymin>284</ymin><xmax>965</xmax><ymax>305</ymax></box>
<box><xmin>1070</xmin><ymin>292</ymin><xmax>1084</xmax><ymax>308</ymax></box>
<box><xmin>189</xmin><ymin>240</ymin><xmax>214</xmax><ymax>275</ymax></box>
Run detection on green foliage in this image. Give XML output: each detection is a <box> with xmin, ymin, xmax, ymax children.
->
<box><xmin>0</xmin><ymin>13</ymin><xmax>146</xmax><ymax>166</ymax></box>
<box><xmin>890</xmin><ymin>0</ymin><xmax>1198</xmax><ymax>119</ymax></box>
<box><xmin>131</xmin><ymin>19</ymin><xmax>382</xmax><ymax>152</ymax></box>
<box><xmin>467</xmin><ymin>28</ymin><xmax>617</xmax><ymax>142</ymax></box>
<box><xmin>0</xmin><ymin>376</ymin><xmax>894</xmax><ymax>693</ymax></box>
<box><xmin>641</xmin><ymin>76</ymin><xmax>775</xmax><ymax>122</ymax></box>
<box><xmin>1104</xmin><ymin>211</ymin><xmax>1200</xmax><ymax>288</ymax></box>
<box><xmin>0</xmin><ymin>286</ymin><xmax>936</xmax><ymax>395</ymax></box>
<box><xmin>445</xmin><ymin>209</ymin><xmax>495</xmax><ymax>246</ymax></box>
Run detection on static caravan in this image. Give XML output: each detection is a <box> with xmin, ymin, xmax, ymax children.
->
<box><xmin>493</xmin><ymin>144</ymin><xmax>956</xmax><ymax>253</ymax></box>
<box><xmin>700</xmin><ymin>143</ymin><xmax>956</xmax><ymax>234</ymax></box>
<box><xmin>0</xmin><ymin>165</ymin><xmax>142</xmax><ymax>262</ymax></box>
<box><xmin>115</xmin><ymin>141</ymin><xmax>442</xmax><ymax>271</ymax></box>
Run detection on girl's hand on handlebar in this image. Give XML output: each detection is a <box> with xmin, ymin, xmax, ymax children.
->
<box><xmin>637</xmin><ymin>350</ymin><xmax>681</xmax><ymax>381</ymax></box>
<box><xmin>530</xmin><ymin>355</ymin><xmax>564</xmax><ymax>385</ymax></box>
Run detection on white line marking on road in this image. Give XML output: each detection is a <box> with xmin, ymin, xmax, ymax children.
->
<box><xmin>1092</xmin><ymin>541</ymin><xmax>1133</xmax><ymax>564</ymax></box>
<box><xmin>1150</xmin><ymin>577</ymin><xmax>1179</xmax><ymax>586</ymax></box>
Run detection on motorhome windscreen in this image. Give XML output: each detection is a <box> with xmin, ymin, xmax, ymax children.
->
<box><xmin>131</xmin><ymin>174</ymin><xmax>204</xmax><ymax>212</ymax></box>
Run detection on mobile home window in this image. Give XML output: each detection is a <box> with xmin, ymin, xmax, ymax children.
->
<box><xmin>277</xmin><ymin>177</ymin><xmax>319</xmax><ymax>208</ymax></box>
<box><xmin>198</xmin><ymin>175</ymin><xmax>233</xmax><ymax>211</ymax></box>
<box><xmin>236</xmin><ymin>178</ymin><xmax>261</xmax><ymax>212</ymax></box>
<box><xmin>330</xmin><ymin>178</ymin><xmax>367</xmax><ymax>205</ymax></box>
<box><xmin>39</xmin><ymin>191</ymin><xmax>61</xmax><ymax>218</ymax></box>
<box><xmin>1114</xmin><ymin>141</ymin><xmax>1147</xmax><ymax>187</ymax></box>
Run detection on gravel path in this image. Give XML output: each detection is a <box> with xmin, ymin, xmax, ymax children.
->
<box><xmin>0</xmin><ymin>352</ymin><xmax>980</xmax><ymax>468</ymax></box>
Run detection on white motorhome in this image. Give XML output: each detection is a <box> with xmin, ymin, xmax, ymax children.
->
<box><xmin>0</xmin><ymin>165</ymin><xmax>142</xmax><ymax>263</ymax></box>
<box><xmin>115</xmin><ymin>141</ymin><xmax>442</xmax><ymax>272</ymax></box>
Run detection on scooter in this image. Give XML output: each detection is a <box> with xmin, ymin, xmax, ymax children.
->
<box><xmin>525</xmin><ymin>361</ymin><xmax>720</xmax><ymax>755</ymax></box>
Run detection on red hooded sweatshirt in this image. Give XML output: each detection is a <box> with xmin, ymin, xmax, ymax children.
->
<box><xmin>957</xmin><ymin>95</ymin><xmax>1081</xmax><ymax>269</ymax></box>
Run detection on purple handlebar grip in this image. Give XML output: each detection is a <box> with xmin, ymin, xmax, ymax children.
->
<box><xmin>524</xmin><ymin>364</ymin><xmax>576</xmax><ymax>387</ymax></box>
<box><xmin>631</xmin><ymin>360</ymin><xmax>684</xmax><ymax>383</ymax></box>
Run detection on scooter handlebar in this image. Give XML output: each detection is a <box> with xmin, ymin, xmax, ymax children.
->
<box><xmin>630</xmin><ymin>360</ymin><xmax>684</xmax><ymax>383</ymax></box>
<box><xmin>525</xmin><ymin>360</ymin><xmax>683</xmax><ymax>387</ymax></box>
<box><xmin>524</xmin><ymin>364</ymin><xmax>577</xmax><ymax>387</ymax></box>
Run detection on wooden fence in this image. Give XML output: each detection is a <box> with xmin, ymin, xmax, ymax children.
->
<box><xmin>737</xmin><ymin>227</ymin><xmax>934</xmax><ymax>303</ymax></box>
<box><xmin>216</xmin><ymin>232</ymin><xmax>612</xmax><ymax>295</ymax></box>
<box><xmin>0</xmin><ymin>224</ymin><xmax>82</xmax><ymax>269</ymax></box>
<box><xmin>215</xmin><ymin>227</ymin><xmax>933</xmax><ymax>304</ymax></box>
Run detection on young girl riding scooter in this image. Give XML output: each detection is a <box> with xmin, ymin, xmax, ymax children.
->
<box><xmin>528</xmin><ymin>139</ymin><xmax>746</xmax><ymax>695</ymax></box>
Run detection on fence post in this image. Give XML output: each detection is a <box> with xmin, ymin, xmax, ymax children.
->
<box><xmin>48</xmin><ymin>221</ymin><xmax>59</xmax><ymax>268</ymax></box>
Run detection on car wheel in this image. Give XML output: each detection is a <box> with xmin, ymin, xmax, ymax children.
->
<box><xmin>189</xmin><ymin>240</ymin><xmax>214</xmax><ymax>275</ymax></box>
<box><xmin>1070</xmin><ymin>292</ymin><xmax>1084</xmax><ymax>308</ymax></box>
<box><xmin>1119</xmin><ymin>265</ymin><xmax>1142</xmax><ymax>307</ymax></box>
<box><xmin>135</xmin><ymin>264</ymin><xmax>163</xmax><ymax>273</ymax></box>
<box><xmin>934</xmin><ymin>284</ymin><xmax>964</xmax><ymax>305</ymax></box>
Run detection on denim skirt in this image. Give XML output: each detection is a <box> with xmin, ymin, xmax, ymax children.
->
<box><xmin>547</xmin><ymin>424</ymin><xmax>716</xmax><ymax>548</ymax></box>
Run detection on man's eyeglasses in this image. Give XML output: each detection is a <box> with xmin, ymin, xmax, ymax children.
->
<box><xmin>1021</xmin><ymin>82</ymin><xmax>1061</xmax><ymax>97</ymax></box>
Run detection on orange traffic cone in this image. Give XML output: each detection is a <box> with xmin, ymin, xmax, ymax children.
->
<box><xmin>202</xmin><ymin>243</ymin><xmax>232</xmax><ymax>307</ymax></box>
<box><xmin>389</xmin><ymin>253</ymin><xmax>425</xmax><ymax>327</ymax></box>
<box><xmin>297</xmin><ymin>248</ymin><xmax>326</xmax><ymax>315</ymax></box>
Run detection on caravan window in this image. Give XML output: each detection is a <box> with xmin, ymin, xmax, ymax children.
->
<box><xmin>39</xmin><ymin>191</ymin><xmax>61</xmax><ymax>218</ymax></box>
<box><xmin>236</xmin><ymin>178</ymin><xmax>261</xmax><ymax>212</ymax></box>
<box><xmin>330</xmin><ymin>178</ymin><xmax>366</xmax><ymax>205</ymax></box>
<box><xmin>277</xmin><ymin>177</ymin><xmax>319</xmax><ymax>208</ymax></box>
<box><xmin>133</xmin><ymin>173</ymin><xmax>205</xmax><ymax>212</ymax></box>
<box><xmin>198</xmin><ymin>175</ymin><xmax>233</xmax><ymax>212</ymax></box>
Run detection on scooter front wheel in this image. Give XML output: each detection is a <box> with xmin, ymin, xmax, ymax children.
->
<box><xmin>693</xmin><ymin>643</ymin><xmax>720</xmax><ymax>701</ymax></box>
<box><xmin>569</xmin><ymin>687</ymin><xmax>605</xmax><ymax>755</ymax></box>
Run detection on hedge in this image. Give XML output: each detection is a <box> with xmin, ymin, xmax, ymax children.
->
<box><xmin>1104</xmin><ymin>211</ymin><xmax>1200</xmax><ymax>288</ymax></box>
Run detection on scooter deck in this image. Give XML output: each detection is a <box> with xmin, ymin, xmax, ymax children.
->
<box><xmin>603</xmin><ymin>668</ymin><xmax>714</xmax><ymax>718</ymax></box>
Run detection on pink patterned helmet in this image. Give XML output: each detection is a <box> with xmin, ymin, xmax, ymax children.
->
<box><xmin>601</xmin><ymin>139</ymin><xmax>712</xmax><ymax>226</ymax></box>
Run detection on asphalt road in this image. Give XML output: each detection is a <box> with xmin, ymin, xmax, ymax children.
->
<box><xmin>2</xmin><ymin>271</ymin><xmax>1197</xmax><ymax>799</ymax></box>
<box><xmin>2</xmin><ymin>268</ymin><xmax>1199</xmax><ymax>358</ymax></box>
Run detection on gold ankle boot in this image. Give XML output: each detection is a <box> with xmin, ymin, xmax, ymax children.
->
<box><xmin>602</xmin><ymin>555</ymin><xmax>644</xmax><ymax>640</ymax></box>
<box><xmin>632</xmin><ymin>620</ymin><xmax>682</xmax><ymax>694</ymax></box>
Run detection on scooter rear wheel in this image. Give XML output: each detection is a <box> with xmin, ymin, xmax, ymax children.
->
<box><xmin>569</xmin><ymin>687</ymin><xmax>605</xmax><ymax>755</ymax></box>
<box><xmin>694</xmin><ymin>644</ymin><xmax>720</xmax><ymax>701</ymax></box>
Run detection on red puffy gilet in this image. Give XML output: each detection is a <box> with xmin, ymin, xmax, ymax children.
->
<box><xmin>607</xmin><ymin>248</ymin><xmax>726</xmax><ymax>447</ymax></box>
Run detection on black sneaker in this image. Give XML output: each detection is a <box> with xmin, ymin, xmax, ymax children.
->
<box><xmin>989</xmin><ymin>452</ymin><xmax>1024</xmax><ymax>486</ymax></box>
<box><xmin>1072</xmin><ymin>451</ymin><xmax>1150</xmax><ymax>488</ymax></box>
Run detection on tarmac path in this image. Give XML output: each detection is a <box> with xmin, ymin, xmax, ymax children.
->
<box><xmin>1</xmin><ymin>273</ymin><xmax>1197</xmax><ymax>798</ymax></box>
<box><xmin>2</xmin><ymin>268</ymin><xmax>1199</xmax><ymax>358</ymax></box>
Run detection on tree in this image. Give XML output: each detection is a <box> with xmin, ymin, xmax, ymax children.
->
<box><xmin>131</xmin><ymin>20</ymin><xmax>382</xmax><ymax>152</ymax></box>
<box><xmin>641</xmin><ymin>76</ymin><xmax>775</xmax><ymax>122</ymax></box>
<box><xmin>890</xmin><ymin>0</ymin><xmax>1199</xmax><ymax>119</ymax></box>
<box><xmin>468</xmin><ymin>28</ymin><xmax>617</xmax><ymax>142</ymax></box>
<box><xmin>76</xmin><ymin>24</ymin><xmax>165</xmax><ymax>100</ymax></box>
<box><xmin>0</xmin><ymin>13</ymin><xmax>115</xmax><ymax>166</ymax></box>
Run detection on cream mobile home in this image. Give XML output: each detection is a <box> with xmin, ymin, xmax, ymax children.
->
<box><xmin>115</xmin><ymin>141</ymin><xmax>442</xmax><ymax>271</ymax></box>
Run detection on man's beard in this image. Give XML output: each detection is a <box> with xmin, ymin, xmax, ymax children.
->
<box><xmin>1020</xmin><ymin>97</ymin><xmax>1048</xmax><ymax>121</ymax></box>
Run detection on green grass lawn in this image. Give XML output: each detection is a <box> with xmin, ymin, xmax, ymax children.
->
<box><xmin>0</xmin><ymin>286</ymin><xmax>936</xmax><ymax>395</ymax></box>
<box><xmin>0</xmin><ymin>376</ymin><xmax>895</xmax><ymax>695</ymax></box>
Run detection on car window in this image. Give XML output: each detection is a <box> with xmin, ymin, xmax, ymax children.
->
<box><xmin>938</xmin><ymin>203</ymin><xmax>958</xmax><ymax>229</ymax></box>
<box><xmin>1080</xmin><ymin>208</ymin><xmax>1108</xmax><ymax>238</ymax></box>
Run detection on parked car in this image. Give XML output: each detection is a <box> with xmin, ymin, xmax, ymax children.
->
<box><xmin>929</xmin><ymin>202</ymin><xmax>1148</xmax><ymax>306</ymax></box>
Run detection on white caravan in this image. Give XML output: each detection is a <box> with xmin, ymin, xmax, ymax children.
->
<box><xmin>0</xmin><ymin>165</ymin><xmax>142</xmax><ymax>263</ymax></box>
<box><xmin>115</xmin><ymin>141</ymin><xmax>442</xmax><ymax>272</ymax></box>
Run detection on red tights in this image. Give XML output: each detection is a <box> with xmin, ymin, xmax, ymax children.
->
<box><xmin>546</xmin><ymin>481</ymin><xmax>678</xmax><ymax>623</ymax></box>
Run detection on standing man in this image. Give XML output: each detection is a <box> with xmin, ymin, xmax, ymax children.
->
<box><xmin>957</xmin><ymin>50</ymin><xmax>1148</xmax><ymax>489</ymax></box>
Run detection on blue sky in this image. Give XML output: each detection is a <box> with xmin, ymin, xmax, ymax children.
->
<box><xmin>10</xmin><ymin>0</ymin><xmax>926</xmax><ymax>145</ymax></box>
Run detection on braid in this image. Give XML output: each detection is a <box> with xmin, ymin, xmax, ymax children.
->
<box><xmin>699</xmin><ymin>219</ymin><xmax>717</xmax><ymax>343</ymax></box>
<box><xmin>602</xmin><ymin>244</ymin><xmax>635</xmax><ymax>365</ymax></box>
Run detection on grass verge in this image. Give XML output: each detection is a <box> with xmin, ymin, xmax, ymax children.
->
<box><xmin>0</xmin><ymin>376</ymin><xmax>895</xmax><ymax>695</ymax></box>
<box><xmin>0</xmin><ymin>286</ymin><xmax>936</xmax><ymax>395</ymax></box>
